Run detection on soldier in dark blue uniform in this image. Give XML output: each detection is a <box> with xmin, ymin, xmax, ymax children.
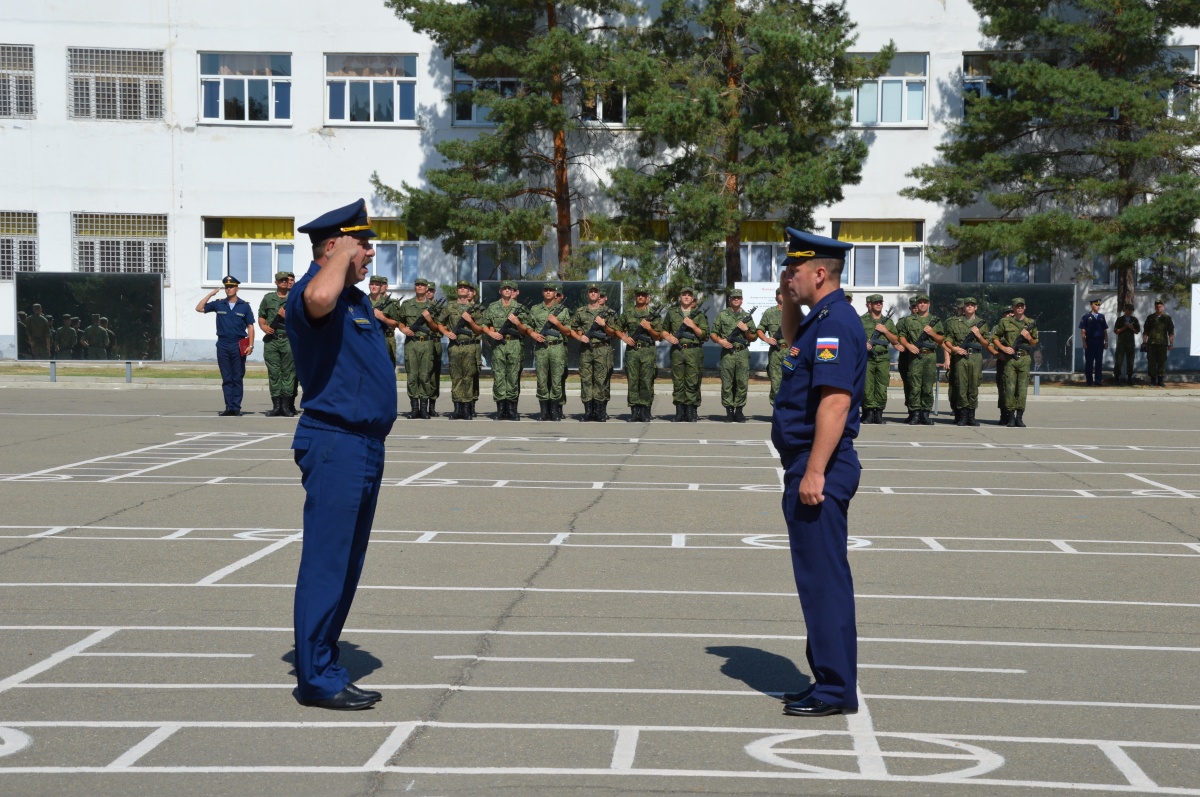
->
<box><xmin>196</xmin><ymin>275</ymin><xmax>255</xmax><ymax>416</ymax></box>
<box><xmin>287</xmin><ymin>199</ymin><xmax>398</xmax><ymax>711</ymax></box>
<box><xmin>771</xmin><ymin>228</ymin><xmax>865</xmax><ymax>718</ymax></box>
<box><xmin>1079</xmin><ymin>297</ymin><xmax>1108</xmax><ymax>386</ymax></box>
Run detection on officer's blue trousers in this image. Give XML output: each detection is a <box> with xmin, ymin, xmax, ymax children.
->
<box><xmin>781</xmin><ymin>442</ymin><xmax>861</xmax><ymax>709</ymax></box>
<box><xmin>216</xmin><ymin>341</ymin><xmax>245</xmax><ymax>411</ymax></box>
<box><xmin>1084</xmin><ymin>342</ymin><xmax>1104</xmax><ymax>385</ymax></box>
<box><xmin>291</xmin><ymin>421</ymin><xmax>386</xmax><ymax>701</ymax></box>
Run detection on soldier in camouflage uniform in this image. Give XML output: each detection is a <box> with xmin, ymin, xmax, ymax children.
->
<box><xmin>368</xmin><ymin>275</ymin><xmax>402</xmax><ymax>366</ymax></box>
<box><xmin>26</xmin><ymin>304</ymin><xmax>51</xmax><ymax>359</ymax></box>
<box><xmin>711</xmin><ymin>289</ymin><xmax>757</xmax><ymax>422</ymax></box>
<box><xmin>396</xmin><ymin>277</ymin><xmax>442</xmax><ymax>419</ymax></box>
<box><xmin>1142</xmin><ymin>300</ymin><xmax>1174</xmax><ymax>387</ymax></box>
<box><xmin>259</xmin><ymin>271</ymin><xmax>298</xmax><ymax>416</ymax></box>
<box><xmin>440</xmin><ymin>279</ymin><xmax>486</xmax><ymax>419</ymax></box>
<box><xmin>482</xmin><ymin>279</ymin><xmax>531</xmax><ymax>420</ymax></box>
<box><xmin>525</xmin><ymin>281</ymin><xmax>572</xmax><ymax>421</ymax></box>
<box><xmin>896</xmin><ymin>293</ymin><xmax>942</xmax><ymax>425</ymax></box>
<box><xmin>570</xmin><ymin>284</ymin><xmax>627</xmax><ymax>422</ymax></box>
<box><xmin>1112</xmin><ymin>302</ymin><xmax>1140</xmax><ymax>385</ymax></box>
<box><xmin>939</xmin><ymin>296</ymin><xmax>988</xmax><ymax>426</ymax></box>
<box><xmin>859</xmin><ymin>294</ymin><xmax>898</xmax><ymax>424</ymax></box>
<box><xmin>661</xmin><ymin>286</ymin><xmax>708</xmax><ymax>422</ymax></box>
<box><xmin>82</xmin><ymin>314</ymin><xmax>109</xmax><ymax>360</ymax></box>
<box><xmin>991</xmin><ymin>297</ymin><xmax>1038</xmax><ymax>427</ymax></box>
<box><xmin>896</xmin><ymin>296</ymin><xmax>918</xmax><ymax>416</ymax></box>
<box><xmin>756</xmin><ymin>288</ymin><xmax>785</xmax><ymax>408</ymax></box>
<box><xmin>55</xmin><ymin>313</ymin><xmax>77</xmax><ymax>360</ymax></box>
<box><xmin>619</xmin><ymin>286</ymin><xmax>661</xmax><ymax>422</ymax></box>
<box><xmin>100</xmin><ymin>317</ymin><xmax>115</xmax><ymax>358</ymax></box>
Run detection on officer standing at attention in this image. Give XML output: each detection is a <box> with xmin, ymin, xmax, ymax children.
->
<box><xmin>661</xmin><ymin>286</ymin><xmax>709</xmax><ymax>422</ymax></box>
<box><xmin>26</xmin><ymin>304</ymin><xmax>52</xmax><ymax>359</ymax></box>
<box><xmin>1079</xmin><ymin>297</ymin><xmax>1108</xmax><ymax>386</ymax></box>
<box><xmin>482</xmin><ymin>279</ymin><xmax>532</xmax><ymax>420</ymax></box>
<box><xmin>526</xmin><ymin>281</ymin><xmax>572</xmax><ymax>421</ymax></box>
<box><xmin>55</xmin><ymin>313</ymin><xmax>77</xmax><ymax>360</ymax></box>
<box><xmin>287</xmin><ymin>199</ymin><xmax>395</xmax><ymax>711</ymax></box>
<box><xmin>757</xmin><ymin>288</ymin><xmax>786</xmax><ymax>409</ymax></box>
<box><xmin>619</xmin><ymin>286</ymin><xmax>662</xmax><ymax>421</ymax></box>
<box><xmin>570</xmin><ymin>283</ymin><xmax>626</xmax><ymax>422</ymax></box>
<box><xmin>259</xmin><ymin>271</ymin><xmax>298</xmax><ymax>417</ymax></box>
<box><xmin>441</xmin><ymin>279</ymin><xmax>486</xmax><ymax>419</ymax></box>
<box><xmin>396</xmin><ymin>277</ymin><xmax>441</xmax><ymax>419</ymax></box>
<box><xmin>196</xmin><ymin>276</ymin><xmax>255</xmax><ymax>416</ymax></box>
<box><xmin>896</xmin><ymin>293</ymin><xmax>942</xmax><ymax>425</ymax></box>
<box><xmin>368</xmin><ymin>275</ymin><xmax>402</xmax><ymax>366</ymax></box>
<box><xmin>859</xmin><ymin>294</ymin><xmax>898</xmax><ymax>424</ymax></box>
<box><xmin>895</xmin><ymin>296</ymin><xmax>918</xmax><ymax>418</ymax></box>
<box><xmin>711</xmin><ymin>289</ymin><xmax>757</xmax><ymax>422</ymax></box>
<box><xmin>940</xmin><ymin>297</ymin><xmax>989</xmax><ymax>426</ymax></box>
<box><xmin>1112</xmin><ymin>302</ymin><xmax>1140</xmax><ymax>385</ymax></box>
<box><xmin>771</xmin><ymin>228</ymin><xmax>864</xmax><ymax>718</ymax></box>
<box><xmin>992</xmin><ymin>297</ymin><xmax>1038</xmax><ymax>426</ymax></box>
<box><xmin>1142</xmin><ymin>299</ymin><xmax>1174</xmax><ymax>387</ymax></box>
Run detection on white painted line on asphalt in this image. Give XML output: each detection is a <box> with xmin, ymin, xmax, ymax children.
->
<box><xmin>1055</xmin><ymin>445</ymin><xmax>1104</xmax><ymax>463</ymax></box>
<box><xmin>919</xmin><ymin>537</ymin><xmax>947</xmax><ymax>551</ymax></box>
<box><xmin>106</xmin><ymin>725</ymin><xmax>180</xmax><ymax>769</ymax></box>
<box><xmin>671</xmin><ymin>534</ymin><xmax>686</xmax><ymax>547</ymax></box>
<box><xmin>26</xmin><ymin>526</ymin><xmax>69</xmax><ymax>538</ymax></box>
<box><xmin>414</xmin><ymin>532</ymin><xmax>439</xmax><ymax>542</ymax></box>
<box><xmin>549</xmin><ymin>533</ymin><xmax>569</xmax><ymax>545</ymax></box>
<box><xmin>397</xmin><ymin>462</ymin><xmax>447</xmax><ymax>486</ymax></box>
<box><xmin>434</xmin><ymin>656</ymin><xmax>635</xmax><ymax>663</ymax></box>
<box><xmin>363</xmin><ymin>722</ymin><xmax>418</xmax><ymax>770</ymax></box>
<box><xmin>1126</xmin><ymin>473</ymin><xmax>1197</xmax><ymax>498</ymax></box>
<box><xmin>76</xmin><ymin>652</ymin><xmax>253</xmax><ymax>658</ymax></box>
<box><xmin>847</xmin><ymin>686</ymin><xmax>887</xmax><ymax>777</ymax></box>
<box><xmin>1</xmin><ymin>436</ymin><xmax>220</xmax><ymax>481</ymax></box>
<box><xmin>1051</xmin><ymin>540</ymin><xmax>1078</xmax><ymax>553</ymax></box>
<box><xmin>0</xmin><ymin>628</ymin><xmax>118</xmax><ymax>696</ymax></box>
<box><xmin>97</xmin><ymin>434</ymin><xmax>287</xmax><ymax>483</ymax></box>
<box><xmin>610</xmin><ymin>727</ymin><xmax>639</xmax><ymax>770</ymax></box>
<box><xmin>193</xmin><ymin>533</ymin><xmax>302</xmax><ymax>586</ymax></box>
<box><xmin>859</xmin><ymin>664</ymin><xmax>1025</xmax><ymax>674</ymax></box>
<box><xmin>160</xmin><ymin>528</ymin><xmax>194</xmax><ymax>539</ymax></box>
<box><xmin>462</xmin><ymin>437</ymin><xmax>494</xmax><ymax>454</ymax></box>
<box><xmin>1096</xmin><ymin>741</ymin><xmax>1159</xmax><ymax>790</ymax></box>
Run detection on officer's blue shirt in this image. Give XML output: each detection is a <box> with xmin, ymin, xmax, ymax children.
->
<box><xmin>771</xmin><ymin>287</ymin><xmax>865</xmax><ymax>455</ymax></box>
<box><xmin>1079</xmin><ymin>311</ymin><xmax>1108</xmax><ymax>342</ymax></box>
<box><xmin>203</xmin><ymin>298</ymin><xmax>254</xmax><ymax>342</ymax></box>
<box><xmin>286</xmin><ymin>261</ymin><xmax>398</xmax><ymax>440</ymax></box>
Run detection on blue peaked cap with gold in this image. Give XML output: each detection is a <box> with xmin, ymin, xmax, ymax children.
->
<box><xmin>297</xmin><ymin>198</ymin><xmax>377</xmax><ymax>244</ymax></box>
<box><xmin>782</xmin><ymin>227</ymin><xmax>852</xmax><ymax>265</ymax></box>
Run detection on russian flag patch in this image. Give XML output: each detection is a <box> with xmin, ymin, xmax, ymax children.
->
<box><xmin>816</xmin><ymin>337</ymin><xmax>839</xmax><ymax>362</ymax></box>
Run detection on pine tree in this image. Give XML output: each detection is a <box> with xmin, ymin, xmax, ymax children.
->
<box><xmin>374</xmin><ymin>0</ymin><xmax>635</xmax><ymax>276</ymax></box>
<box><xmin>903</xmin><ymin>0</ymin><xmax>1200</xmax><ymax>308</ymax></box>
<box><xmin>604</xmin><ymin>0</ymin><xmax>889</xmax><ymax>289</ymax></box>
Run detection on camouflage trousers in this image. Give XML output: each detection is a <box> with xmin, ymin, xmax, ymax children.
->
<box><xmin>448</xmin><ymin>340</ymin><xmax>481</xmax><ymax>402</ymax></box>
<box><xmin>950</xmin><ymin>351</ymin><xmax>981</xmax><ymax>410</ymax></box>
<box><xmin>719</xmin><ymin>347</ymin><xmax>749</xmax><ymax>408</ymax></box>
<box><xmin>578</xmin><ymin>343</ymin><xmax>613</xmax><ymax>402</ymax></box>
<box><xmin>263</xmin><ymin>335</ymin><xmax>297</xmax><ymax>397</ymax></box>
<box><xmin>906</xmin><ymin>351</ymin><xmax>936</xmax><ymax>411</ymax></box>
<box><xmin>625</xmin><ymin>344</ymin><xmax>657</xmax><ymax>407</ymax></box>
<box><xmin>864</xmin><ymin>354</ymin><xmax>890</xmax><ymax>410</ymax></box>
<box><xmin>1002</xmin><ymin>353</ymin><xmax>1031</xmax><ymax>410</ymax></box>
<box><xmin>767</xmin><ymin>346</ymin><xmax>783</xmax><ymax>404</ymax></box>
<box><xmin>534</xmin><ymin>341</ymin><xmax>567</xmax><ymax>402</ymax></box>
<box><xmin>489</xmin><ymin>338</ymin><xmax>524</xmax><ymax>401</ymax></box>
<box><xmin>403</xmin><ymin>339</ymin><xmax>438</xmax><ymax>399</ymax></box>
<box><xmin>670</xmin><ymin>345</ymin><xmax>704</xmax><ymax>406</ymax></box>
<box><xmin>897</xmin><ymin>352</ymin><xmax>914</xmax><ymax>407</ymax></box>
<box><xmin>1146</xmin><ymin>344</ymin><xmax>1169</xmax><ymax>382</ymax></box>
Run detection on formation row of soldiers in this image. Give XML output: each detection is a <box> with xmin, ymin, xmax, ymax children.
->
<box><xmin>17</xmin><ymin>305</ymin><xmax>116</xmax><ymax>360</ymax></box>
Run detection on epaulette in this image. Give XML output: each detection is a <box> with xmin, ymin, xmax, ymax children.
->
<box><xmin>817</xmin><ymin>306</ymin><xmax>830</xmax><ymax>321</ymax></box>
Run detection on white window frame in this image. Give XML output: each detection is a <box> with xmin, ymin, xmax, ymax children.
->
<box><xmin>452</xmin><ymin>65</ymin><xmax>520</xmax><ymax>126</ymax></box>
<box><xmin>738</xmin><ymin>242</ymin><xmax>787</xmax><ymax>283</ymax></box>
<box><xmin>325</xmin><ymin>53</ymin><xmax>417</xmax><ymax>126</ymax></box>
<box><xmin>460</xmin><ymin>242</ymin><xmax>543</xmax><ymax>282</ymax></box>
<box><xmin>838</xmin><ymin>53</ymin><xmax>928</xmax><ymax>127</ymax></box>
<box><xmin>67</xmin><ymin>48</ymin><xmax>164</xmax><ymax>121</ymax></box>
<box><xmin>73</xmin><ymin>213</ymin><xmax>168</xmax><ymax>282</ymax></box>
<box><xmin>963</xmin><ymin>251</ymin><xmax>1049</xmax><ymax>284</ymax></box>
<box><xmin>0</xmin><ymin>45</ymin><xmax>35</xmax><ymax>119</ymax></box>
<box><xmin>1165</xmin><ymin>46</ymin><xmax>1198</xmax><ymax>119</ymax></box>
<box><xmin>584</xmin><ymin>243</ymin><xmax>667</xmax><ymax>281</ymax></box>
<box><xmin>202</xmin><ymin>218</ymin><xmax>294</xmax><ymax>288</ymax></box>
<box><xmin>0</xmin><ymin>211</ymin><xmax>38</xmax><ymax>281</ymax></box>
<box><xmin>847</xmin><ymin>243</ymin><xmax>924</xmax><ymax>288</ymax></box>
<box><xmin>370</xmin><ymin>240</ymin><xmax>421</xmax><ymax>288</ymax></box>
<box><xmin>198</xmin><ymin>52</ymin><xmax>291</xmax><ymax>126</ymax></box>
<box><xmin>580</xmin><ymin>82</ymin><xmax>628</xmax><ymax>126</ymax></box>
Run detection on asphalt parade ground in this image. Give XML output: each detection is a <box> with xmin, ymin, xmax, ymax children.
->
<box><xmin>0</xmin><ymin>382</ymin><xmax>1198</xmax><ymax>797</ymax></box>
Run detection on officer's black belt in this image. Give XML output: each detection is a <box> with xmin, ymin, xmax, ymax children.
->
<box><xmin>630</xmin><ymin>341</ymin><xmax>654</xmax><ymax>349</ymax></box>
<box><xmin>675</xmin><ymin>342</ymin><xmax>700</xmax><ymax>349</ymax></box>
<box><xmin>539</xmin><ymin>338</ymin><xmax>565</xmax><ymax>346</ymax></box>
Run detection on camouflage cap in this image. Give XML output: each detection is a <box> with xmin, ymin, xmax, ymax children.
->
<box><xmin>456</xmin><ymin>279</ymin><xmax>474</xmax><ymax>289</ymax></box>
<box><xmin>499</xmin><ymin>279</ymin><xmax>518</xmax><ymax>290</ymax></box>
<box><xmin>1155</xmin><ymin>298</ymin><xmax>1165</xmax><ymax>306</ymax></box>
<box><xmin>866</xmin><ymin>294</ymin><xmax>884</xmax><ymax>303</ymax></box>
<box><xmin>275</xmin><ymin>271</ymin><xmax>291</xmax><ymax>282</ymax></box>
<box><xmin>728</xmin><ymin>289</ymin><xmax>743</xmax><ymax>299</ymax></box>
<box><xmin>71</xmin><ymin>317</ymin><xmax>79</xmax><ymax>323</ymax></box>
<box><xmin>1011</xmin><ymin>297</ymin><xmax>1026</xmax><ymax>306</ymax></box>
<box><xmin>62</xmin><ymin>312</ymin><xmax>72</xmax><ymax>319</ymax></box>
<box><xmin>543</xmin><ymin>281</ymin><xmax>561</xmax><ymax>291</ymax></box>
<box><xmin>962</xmin><ymin>296</ymin><xmax>978</xmax><ymax>305</ymax></box>
<box><xmin>908</xmin><ymin>296</ymin><xmax>919</xmax><ymax>306</ymax></box>
<box><xmin>586</xmin><ymin>282</ymin><xmax>601</xmax><ymax>291</ymax></box>
<box><xmin>368</xmin><ymin>275</ymin><xmax>387</xmax><ymax>285</ymax></box>
<box><xmin>414</xmin><ymin>277</ymin><xmax>433</xmax><ymax>287</ymax></box>
<box><xmin>633</xmin><ymin>285</ymin><xmax>651</xmax><ymax>295</ymax></box>
<box><xmin>914</xmin><ymin>292</ymin><xmax>930</xmax><ymax>302</ymax></box>
<box><xmin>679</xmin><ymin>285</ymin><xmax>696</xmax><ymax>295</ymax></box>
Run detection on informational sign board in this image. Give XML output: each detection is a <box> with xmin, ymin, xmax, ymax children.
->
<box><xmin>1190</xmin><ymin>284</ymin><xmax>1200</xmax><ymax>357</ymax></box>
<box><xmin>736</xmin><ymin>282</ymin><xmax>780</xmax><ymax>352</ymax></box>
<box><xmin>929</xmin><ymin>282</ymin><xmax>1074</xmax><ymax>372</ymax></box>
<box><xmin>15</xmin><ymin>272</ymin><xmax>164</xmax><ymax>361</ymax></box>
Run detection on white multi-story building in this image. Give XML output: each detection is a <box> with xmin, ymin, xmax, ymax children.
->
<box><xmin>1</xmin><ymin>0</ymin><xmax>1196</xmax><ymax>366</ymax></box>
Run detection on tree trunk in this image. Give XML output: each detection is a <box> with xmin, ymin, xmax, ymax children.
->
<box><xmin>546</xmin><ymin>1</ymin><xmax>573</xmax><ymax>273</ymax></box>
<box><xmin>719</xmin><ymin>0</ymin><xmax>743</xmax><ymax>289</ymax></box>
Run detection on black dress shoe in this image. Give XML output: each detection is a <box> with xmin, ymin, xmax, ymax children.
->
<box><xmin>344</xmin><ymin>683</ymin><xmax>382</xmax><ymax>701</ymax></box>
<box><xmin>779</xmin><ymin>684</ymin><xmax>815</xmax><ymax>703</ymax></box>
<box><xmin>219</xmin><ymin>409</ymin><xmax>240</xmax><ymax>416</ymax></box>
<box><xmin>300</xmin><ymin>686</ymin><xmax>379</xmax><ymax>711</ymax></box>
<box><xmin>783</xmin><ymin>694</ymin><xmax>846</xmax><ymax>717</ymax></box>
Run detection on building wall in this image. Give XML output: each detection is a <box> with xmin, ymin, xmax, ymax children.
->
<box><xmin>1</xmin><ymin>0</ymin><xmax>1196</xmax><ymax>368</ymax></box>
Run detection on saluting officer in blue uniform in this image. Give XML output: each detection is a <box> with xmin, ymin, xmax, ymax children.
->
<box><xmin>287</xmin><ymin>199</ymin><xmax>398</xmax><ymax>710</ymax></box>
<box><xmin>771</xmin><ymin>228</ymin><xmax>865</xmax><ymax>718</ymax></box>
<box><xmin>196</xmin><ymin>275</ymin><xmax>255</xmax><ymax>416</ymax></box>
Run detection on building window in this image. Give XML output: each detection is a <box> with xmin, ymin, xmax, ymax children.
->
<box><xmin>460</xmin><ymin>242</ymin><xmax>543</xmax><ymax>282</ymax></box>
<box><xmin>453</xmin><ymin>65</ymin><xmax>520</xmax><ymax>125</ymax></box>
<box><xmin>199</xmin><ymin>53</ymin><xmax>290</xmax><ymax>124</ymax></box>
<box><xmin>584</xmin><ymin>244</ymin><xmax>667</xmax><ymax>281</ymax></box>
<box><xmin>0</xmin><ymin>212</ymin><xmax>37</xmax><ymax>280</ymax></box>
<box><xmin>837</xmin><ymin>53</ymin><xmax>927</xmax><ymax>126</ymax></box>
<box><xmin>74</xmin><ymin>213</ymin><xmax>168</xmax><ymax>280</ymax></box>
<box><xmin>203</xmin><ymin>217</ymin><xmax>293</xmax><ymax>286</ymax></box>
<box><xmin>67</xmin><ymin>48</ymin><xmax>164</xmax><ymax>121</ymax></box>
<box><xmin>581</xmin><ymin>81</ymin><xmax>626</xmax><ymax>125</ymax></box>
<box><xmin>369</xmin><ymin>220</ymin><xmax>419</xmax><ymax>287</ymax></box>
<box><xmin>326</xmin><ymin>54</ymin><xmax>416</xmax><ymax>125</ymax></box>
<box><xmin>959</xmin><ymin>252</ymin><xmax>1050</xmax><ymax>284</ymax></box>
<box><xmin>834</xmin><ymin>221</ymin><xmax>923</xmax><ymax>287</ymax></box>
<box><xmin>0</xmin><ymin>45</ymin><xmax>35</xmax><ymax>119</ymax></box>
<box><xmin>1165</xmin><ymin>46</ymin><xmax>1198</xmax><ymax>119</ymax></box>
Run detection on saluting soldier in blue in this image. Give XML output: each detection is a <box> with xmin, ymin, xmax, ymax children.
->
<box><xmin>287</xmin><ymin>199</ymin><xmax>398</xmax><ymax>711</ymax></box>
<box><xmin>772</xmin><ymin>228</ymin><xmax>865</xmax><ymax>718</ymax></box>
<box><xmin>196</xmin><ymin>275</ymin><xmax>255</xmax><ymax>416</ymax></box>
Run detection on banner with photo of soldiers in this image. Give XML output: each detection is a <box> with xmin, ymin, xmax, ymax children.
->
<box><xmin>929</xmin><ymin>283</ymin><xmax>1073</xmax><ymax>372</ymax></box>
<box><xmin>15</xmin><ymin>272</ymin><xmax>164</xmax><ymax>361</ymax></box>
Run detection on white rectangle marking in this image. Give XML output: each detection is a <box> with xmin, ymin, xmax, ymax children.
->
<box><xmin>919</xmin><ymin>537</ymin><xmax>946</xmax><ymax>552</ymax></box>
<box><xmin>0</xmin><ymin>628</ymin><xmax>119</xmax><ymax>695</ymax></box>
<box><xmin>1051</xmin><ymin>540</ymin><xmax>1077</xmax><ymax>553</ymax></box>
<box><xmin>107</xmin><ymin>725</ymin><xmax>180</xmax><ymax>769</ymax></box>
<box><xmin>549</xmin><ymin>534</ymin><xmax>569</xmax><ymax>545</ymax></box>
<box><xmin>1097</xmin><ymin>741</ymin><xmax>1158</xmax><ymax>789</ymax></box>
<box><xmin>671</xmin><ymin>535</ymin><xmax>686</xmax><ymax>548</ymax></box>
<box><xmin>28</xmin><ymin>526</ymin><xmax>70</xmax><ymax>538</ymax></box>
<box><xmin>363</xmin><ymin>722</ymin><xmax>418</xmax><ymax>770</ymax></box>
<box><xmin>462</xmin><ymin>437</ymin><xmax>494</xmax><ymax>455</ymax></box>
<box><xmin>610</xmin><ymin>727</ymin><xmax>639</xmax><ymax>770</ymax></box>
<box><xmin>414</xmin><ymin>532</ymin><xmax>439</xmax><ymax>543</ymax></box>
<box><xmin>434</xmin><ymin>656</ymin><xmax>634</xmax><ymax>664</ymax></box>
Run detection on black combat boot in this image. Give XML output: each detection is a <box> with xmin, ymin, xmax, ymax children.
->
<box><xmin>267</xmin><ymin>396</ymin><xmax>284</xmax><ymax>417</ymax></box>
<box><xmin>860</xmin><ymin>409</ymin><xmax>873</xmax><ymax>425</ymax></box>
<box><xmin>1015</xmin><ymin>409</ymin><xmax>1026</xmax><ymax>428</ymax></box>
<box><xmin>536</xmin><ymin>401</ymin><xmax>549</xmax><ymax>421</ymax></box>
<box><xmin>673</xmin><ymin>403</ymin><xmax>686</xmax><ymax>422</ymax></box>
<box><xmin>725</xmin><ymin>406</ymin><xmax>735</xmax><ymax>423</ymax></box>
<box><xmin>468</xmin><ymin>401</ymin><xmax>477</xmax><ymax>419</ymax></box>
<box><xmin>998</xmin><ymin>410</ymin><xmax>1010</xmax><ymax>426</ymax></box>
<box><xmin>508</xmin><ymin>400</ymin><xmax>520</xmax><ymax>421</ymax></box>
<box><xmin>955</xmin><ymin>409</ymin><xmax>967</xmax><ymax>426</ymax></box>
<box><xmin>283</xmin><ymin>395</ymin><xmax>297</xmax><ymax>416</ymax></box>
<box><xmin>905</xmin><ymin>411</ymin><xmax>918</xmax><ymax>425</ymax></box>
<box><xmin>687</xmin><ymin>405</ymin><xmax>699</xmax><ymax>422</ymax></box>
<box><xmin>407</xmin><ymin>398</ymin><xmax>420</xmax><ymax>419</ymax></box>
<box><xmin>583</xmin><ymin>400</ymin><xmax>596</xmax><ymax>421</ymax></box>
<box><xmin>556</xmin><ymin>402</ymin><xmax>566</xmax><ymax>420</ymax></box>
<box><xmin>453</xmin><ymin>402</ymin><xmax>466</xmax><ymax>420</ymax></box>
<box><xmin>920</xmin><ymin>410</ymin><xmax>934</xmax><ymax>425</ymax></box>
<box><xmin>875</xmin><ymin>409</ymin><xmax>885</xmax><ymax>424</ymax></box>
<box><xmin>1006</xmin><ymin>411</ymin><xmax>1017</xmax><ymax>427</ymax></box>
<box><xmin>428</xmin><ymin>400</ymin><xmax>439</xmax><ymax>418</ymax></box>
<box><xmin>421</xmin><ymin>399</ymin><xmax>434</xmax><ymax>419</ymax></box>
<box><xmin>597</xmin><ymin>401</ymin><xmax>608</xmax><ymax>422</ymax></box>
<box><xmin>968</xmin><ymin>408</ymin><xmax>980</xmax><ymax>427</ymax></box>
<box><xmin>733</xmin><ymin>406</ymin><xmax>746</xmax><ymax>423</ymax></box>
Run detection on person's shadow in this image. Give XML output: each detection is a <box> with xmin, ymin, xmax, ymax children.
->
<box><xmin>706</xmin><ymin>645</ymin><xmax>809</xmax><ymax>698</ymax></box>
<box><xmin>282</xmin><ymin>642</ymin><xmax>384</xmax><ymax>682</ymax></box>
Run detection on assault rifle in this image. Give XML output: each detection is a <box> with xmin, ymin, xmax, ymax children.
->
<box><xmin>585</xmin><ymin>306</ymin><xmax>619</xmax><ymax>343</ymax></box>
<box><xmin>674</xmin><ymin>299</ymin><xmax>707</xmax><ymax>341</ymax></box>
<box><xmin>409</xmin><ymin>295</ymin><xmax>446</xmax><ymax>338</ymax></box>
<box><xmin>868</xmin><ymin>308</ymin><xmax>895</xmax><ymax>350</ymax></box>
<box><xmin>729</xmin><ymin>306</ymin><xmax>757</xmax><ymax>345</ymax></box>
<box><xmin>915</xmin><ymin>314</ymin><xmax>941</xmax><ymax>352</ymax></box>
